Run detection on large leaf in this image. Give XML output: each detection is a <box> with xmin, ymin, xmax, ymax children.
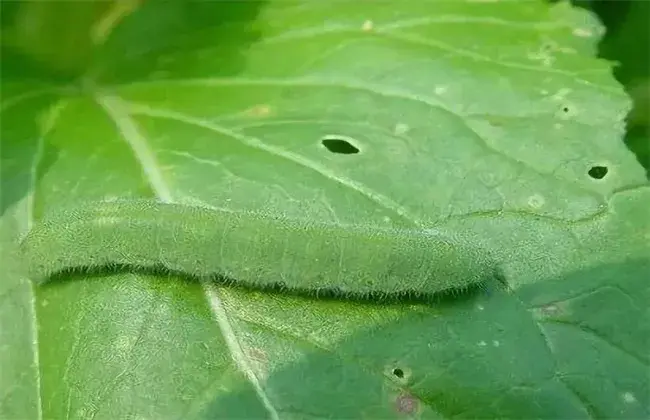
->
<box><xmin>1</xmin><ymin>1</ymin><xmax>648</xmax><ymax>418</ymax></box>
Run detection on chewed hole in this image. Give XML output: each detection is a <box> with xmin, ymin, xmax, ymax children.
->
<box><xmin>588</xmin><ymin>165</ymin><xmax>608</xmax><ymax>179</ymax></box>
<box><xmin>321</xmin><ymin>136</ymin><xmax>360</xmax><ymax>154</ymax></box>
<box><xmin>392</xmin><ymin>368</ymin><xmax>404</xmax><ymax>379</ymax></box>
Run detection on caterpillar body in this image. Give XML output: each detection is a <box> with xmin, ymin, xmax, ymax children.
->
<box><xmin>20</xmin><ymin>200</ymin><xmax>498</xmax><ymax>296</ymax></box>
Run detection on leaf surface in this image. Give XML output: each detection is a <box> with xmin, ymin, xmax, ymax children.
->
<box><xmin>1</xmin><ymin>1</ymin><xmax>648</xmax><ymax>418</ymax></box>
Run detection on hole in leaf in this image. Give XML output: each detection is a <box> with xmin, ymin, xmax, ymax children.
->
<box><xmin>321</xmin><ymin>136</ymin><xmax>360</xmax><ymax>154</ymax></box>
<box><xmin>392</xmin><ymin>368</ymin><xmax>404</xmax><ymax>379</ymax></box>
<box><xmin>588</xmin><ymin>165</ymin><xmax>608</xmax><ymax>179</ymax></box>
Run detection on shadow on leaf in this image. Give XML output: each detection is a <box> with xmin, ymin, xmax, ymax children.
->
<box><xmin>205</xmin><ymin>258</ymin><xmax>649</xmax><ymax>419</ymax></box>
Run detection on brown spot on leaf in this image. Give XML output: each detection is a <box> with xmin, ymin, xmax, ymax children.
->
<box><xmin>247</xmin><ymin>104</ymin><xmax>272</xmax><ymax>117</ymax></box>
<box><xmin>395</xmin><ymin>392</ymin><xmax>419</xmax><ymax>415</ymax></box>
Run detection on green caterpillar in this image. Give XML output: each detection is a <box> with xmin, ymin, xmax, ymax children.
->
<box><xmin>20</xmin><ymin>200</ymin><xmax>498</xmax><ymax>297</ymax></box>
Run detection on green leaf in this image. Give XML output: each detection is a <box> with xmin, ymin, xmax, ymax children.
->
<box><xmin>1</xmin><ymin>1</ymin><xmax>107</xmax><ymax>76</ymax></box>
<box><xmin>1</xmin><ymin>1</ymin><xmax>648</xmax><ymax>418</ymax></box>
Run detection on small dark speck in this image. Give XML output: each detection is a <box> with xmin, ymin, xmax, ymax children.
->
<box><xmin>392</xmin><ymin>368</ymin><xmax>404</xmax><ymax>379</ymax></box>
<box><xmin>321</xmin><ymin>136</ymin><xmax>360</xmax><ymax>154</ymax></box>
<box><xmin>541</xmin><ymin>42</ymin><xmax>553</xmax><ymax>51</ymax></box>
<box><xmin>588</xmin><ymin>165</ymin><xmax>608</xmax><ymax>179</ymax></box>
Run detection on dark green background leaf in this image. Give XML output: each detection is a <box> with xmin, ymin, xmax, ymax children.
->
<box><xmin>1</xmin><ymin>1</ymin><xmax>648</xmax><ymax>418</ymax></box>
